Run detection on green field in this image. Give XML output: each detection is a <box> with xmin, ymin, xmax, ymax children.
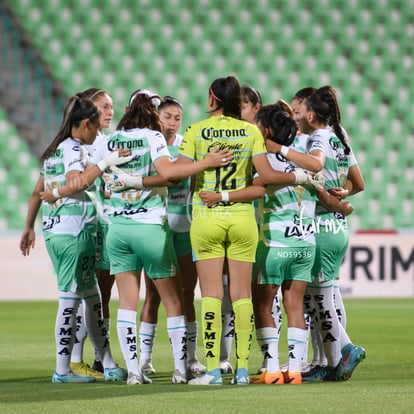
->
<box><xmin>0</xmin><ymin>299</ymin><xmax>413</xmax><ymax>414</ymax></box>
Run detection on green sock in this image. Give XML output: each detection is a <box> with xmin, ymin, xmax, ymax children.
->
<box><xmin>201</xmin><ymin>297</ymin><xmax>222</xmax><ymax>372</ymax></box>
<box><xmin>233</xmin><ymin>298</ymin><xmax>254</xmax><ymax>371</ymax></box>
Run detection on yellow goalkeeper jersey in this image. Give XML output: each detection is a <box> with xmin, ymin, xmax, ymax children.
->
<box><xmin>179</xmin><ymin>115</ymin><xmax>266</xmax><ymax>214</ymax></box>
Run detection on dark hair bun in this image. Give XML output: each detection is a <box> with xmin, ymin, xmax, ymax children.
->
<box><xmin>268</xmin><ymin>111</ymin><xmax>297</xmax><ymax>146</ymax></box>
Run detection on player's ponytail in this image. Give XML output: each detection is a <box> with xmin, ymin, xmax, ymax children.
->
<box><xmin>209</xmin><ymin>76</ymin><xmax>241</xmax><ymax>119</ymax></box>
<box><xmin>117</xmin><ymin>92</ymin><xmax>162</xmax><ymax>132</ymax></box>
<box><xmin>41</xmin><ymin>97</ymin><xmax>98</xmax><ymax>162</ymax></box>
<box><xmin>318</xmin><ymin>86</ymin><xmax>351</xmax><ymax>155</ymax></box>
<box><xmin>256</xmin><ymin>104</ymin><xmax>297</xmax><ymax>146</ymax></box>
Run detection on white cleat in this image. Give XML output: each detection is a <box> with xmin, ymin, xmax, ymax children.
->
<box><xmin>171</xmin><ymin>369</ymin><xmax>188</xmax><ymax>384</ymax></box>
<box><xmin>140</xmin><ymin>359</ymin><xmax>156</xmax><ymax>375</ymax></box>
<box><xmin>188</xmin><ymin>359</ymin><xmax>206</xmax><ymax>374</ymax></box>
<box><xmin>126</xmin><ymin>371</ymin><xmax>153</xmax><ymax>385</ymax></box>
<box><xmin>188</xmin><ymin>368</ymin><xmax>223</xmax><ymax>385</ymax></box>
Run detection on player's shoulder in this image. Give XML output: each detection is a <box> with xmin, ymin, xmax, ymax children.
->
<box><xmin>58</xmin><ymin>137</ymin><xmax>82</xmax><ymax>154</ymax></box>
<box><xmin>172</xmin><ymin>133</ymin><xmax>184</xmax><ymax>147</ymax></box>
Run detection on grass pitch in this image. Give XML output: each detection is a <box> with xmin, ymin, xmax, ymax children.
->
<box><xmin>0</xmin><ymin>299</ymin><xmax>413</xmax><ymax>413</ymax></box>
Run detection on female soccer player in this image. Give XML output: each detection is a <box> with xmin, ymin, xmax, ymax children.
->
<box><xmin>69</xmin><ymin>88</ymin><xmax>117</xmax><ymax>377</ymax></box>
<box><xmin>175</xmin><ymin>76</ymin><xmax>316</xmax><ymax>385</ymax></box>
<box><xmin>216</xmin><ymin>84</ymin><xmax>264</xmax><ymax>376</ymax></box>
<box><xmin>241</xmin><ymin>84</ymin><xmax>262</xmax><ymax>124</ymax></box>
<box><xmin>138</xmin><ymin>95</ymin><xmax>206</xmax><ymax>376</ymax></box>
<box><xmin>95</xmin><ymin>88</ymin><xmax>231</xmax><ymax>385</ymax></box>
<box><xmin>266</xmin><ymin>87</ymin><xmax>365</xmax><ymax>382</ymax></box>
<box><xmin>20</xmin><ymin>96</ymin><xmax>131</xmax><ymax>383</ymax></box>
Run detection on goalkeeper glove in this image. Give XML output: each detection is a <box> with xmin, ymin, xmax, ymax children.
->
<box><xmin>97</xmin><ymin>151</ymin><xmax>133</xmax><ymax>172</ymax></box>
<box><xmin>293</xmin><ymin>169</ymin><xmax>325</xmax><ymax>191</ymax></box>
<box><xmin>103</xmin><ymin>166</ymin><xmax>143</xmax><ymax>192</ymax></box>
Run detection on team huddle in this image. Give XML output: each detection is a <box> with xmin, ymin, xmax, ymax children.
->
<box><xmin>19</xmin><ymin>75</ymin><xmax>365</xmax><ymax>386</ymax></box>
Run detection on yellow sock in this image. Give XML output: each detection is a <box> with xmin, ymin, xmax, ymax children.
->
<box><xmin>233</xmin><ymin>298</ymin><xmax>254</xmax><ymax>370</ymax></box>
<box><xmin>201</xmin><ymin>296</ymin><xmax>222</xmax><ymax>372</ymax></box>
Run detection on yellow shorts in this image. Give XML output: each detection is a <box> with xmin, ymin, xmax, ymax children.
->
<box><xmin>190</xmin><ymin>207</ymin><xmax>258</xmax><ymax>262</ymax></box>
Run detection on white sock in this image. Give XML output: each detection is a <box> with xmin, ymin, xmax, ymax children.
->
<box><xmin>55</xmin><ymin>292</ymin><xmax>80</xmax><ymax>375</ymax></box>
<box><xmin>167</xmin><ymin>315</ymin><xmax>187</xmax><ymax>374</ymax></box>
<box><xmin>310</xmin><ymin>318</ymin><xmax>327</xmax><ymax>366</ymax></box>
<box><xmin>303</xmin><ymin>312</ymin><xmax>311</xmax><ymax>365</ymax></box>
<box><xmin>117</xmin><ymin>308</ymin><xmax>139</xmax><ymax>374</ymax></box>
<box><xmin>82</xmin><ymin>289</ymin><xmax>116</xmax><ymax>369</ymax></box>
<box><xmin>305</xmin><ymin>290</ymin><xmax>327</xmax><ymax>366</ymax></box>
<box><xmin>256</xmin><ymin>327</ymin><xmax>280</xmax><ymax>373</ymax></box>
<box><xmin>186</xmin><ymin>320</ymin><xmax>198</xmax><ymax>361</ymax></box>
<box><xmin>104</xmin><ymin>317</ymin><xmax>111</xmax><ymax>336</ymax></box>
<box><xmin>287</xmin><ymin>327</ymin><xmax>307</xmax><ymax>373</ymax></box>
<box><xmin>139</xmin><ymin>322</ymin><xmax>157</xmax><ymax>364</ymax></box>
<box><xmin>309</xmin><ymin>282</ymin><xmax>341</xmax><ymax>367</ymax></box>
<box><xmin>70</xmin><ymin>302</ymin><xmax>87</xmax><ymax>363</ymax></box>
<box><xmin>272</xmin><ymin>294</ymin><xmax>283</xmax><ymax>335</ymax></box>
<box><xmin>334</xmin><ymin>282</ymin><xmax>347</xmax><ymax>329</ymax></box>
<box><xmin>94</xmin><ymin>317</ymin><xmax>111</xmax><ymax>363</ymax></box>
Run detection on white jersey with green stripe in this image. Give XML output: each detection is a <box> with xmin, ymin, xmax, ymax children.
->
<box><xmin>179</xmin><ymin>115</ymin><xmax>267</xmax><ymax>215</ymax></box>
<box><xmin>42</xmin><ymin>137</ymin><xmax>97</xmax><ymax>237</ymax></box>
<box><xmin>167</xmin><ymin>134</ymin><xmax>191</xmax><ymax>232</ymax></box>
<box><xmin>257</xmin><ymin>153</ymin><xmax>316</xmax><ymax>248</ymax></box>
<box><xmin>307</xmin><ymin>127</ymin><xmax>350</xmax><ymax>222</ymax></box>
<box><xmin>329</xmin><ymin>126</ymin><xmax>358</xmax><ymax>168</ymax></box>
<box><xmin>87</xmin><ymin>133</ymin><xmax>112</xmax><ymax>224</ymax></box>
<box><xmin>98</xmin><ymin>128</ymin><xmax>171</xmax><ymax>225</ymax></box>
<box><xmin>292</xmin><ymin>132</ymin><xmax>309</xmax><ymax>153</ymax></box>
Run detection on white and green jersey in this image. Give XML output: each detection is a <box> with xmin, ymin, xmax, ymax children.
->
<box><xmin>88</xmin><ymin>132</ymin><xmax>112</xmax><ymax>224</ymax></box>
<box><xmin>291</xmin><ymin>131</ymin><xmax>309</xmax><ymax>153</ymax></box>
<box><xmin>42</xmin><ymin>137</ymin><xmax>97</xmax><ymax>237</ymax></box>
<box><xmin>257</xmin><ymin>153</ymin><xmax>316</xmax><ymax>248</ymax></box>
<box><xmin>333</xmin><ymin>126</ymin><xmax>358</xmax><ymax>168</ymax></box>
<box><xmin>307</xmin><ymin>127</ymin><xmax>350</xmax><ymax>222</ymax></box>
<box><xmin>98</xmin><ymin>128</ymin><xmax>171</xmax><ymax>225</ymax></box>
<box><xmin>167</xmin><ymin>134</ymin><xmax>191</xmax><ymax>232</ymax></box>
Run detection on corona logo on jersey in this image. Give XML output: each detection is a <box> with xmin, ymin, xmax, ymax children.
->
<box><xmin>201</xmin><ymin>127</ymin><xmax>247</xmax><ymax>140</ymax></box>
<box><xmin>107</xmin><ymin>137</ymin><xmax>145</xmax><ymax>150</ymax></box>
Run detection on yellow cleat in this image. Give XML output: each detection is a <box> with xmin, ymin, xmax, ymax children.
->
<box><xmin>70</xmin><ymin>361</ymin><xmax>105</xmax><ymax>380</ymax></box>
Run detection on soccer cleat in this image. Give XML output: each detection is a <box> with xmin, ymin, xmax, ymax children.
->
<box><xmin>171</xmin><ymin>369</ymin><xmax>188</xmax><ymax>384</ymax></box>
<box><xmin>188</xmin><ymin>368</ymin><xmax>223</xmax><ymax>385</ymax></box>
<box><xmin>126</xmin><ymin>371</ymin><xmax>153</xmax><ymax>385</ymax></box>
<box><xmin>233</xmin><ymin>368</ymin><xmax>249</xmax><ymax>385</ymax></box>
<box><xmin>188</xmin><ymin>358</ymin><xmax>206</xmax><ymax>374</ymax></box>
<box><xmin>70</xmin><ymin>361</ymin><xmax>104</xmax><ymax>380</ymax></box>
<box><xmin>104</xmin><ymin>367</ymin><xmax>128</xmax><ymax>381</ymax></box>
<box><xmin>249</xmin><ymin>370</ymin><xmax>266</xmax><ymax>384</ymax></box>
<box><xmin>337</xmin><ymin>344</ymin><xmax>366</xmax><ymax>381</ymax></box>
<box><xmin>219</xmin><ymin>359</ymin><xmax>234</xmax><ymax>374</ymax></box>
<box><xmin>301</xmin><ymin>364</ymin><xmax>322</xmax><ymax>376</ymax></box>
<box><xmin>265</xmin><ymin>370</ymin><xmax>285</xmax><ymax>384</ymax></box>
<box><xmin>283</xmin><ymin>370</ymin><xmax>302</xmax><ymax>384</ymax></box>
<box><xmin>282</xmin><ymin>361</ymin><xmax>313</xmax><ymax>373</ymax></box>
<box><xmin>92</xmin><ymin>360</ymin><xmax>104</xmax><ymax>373</ymax></box>
<box><xmin>140</xmin><ymin>359</ymin><xmax>156</xmax><ymax>375</ymax></box>
<box><xmin>301</xmin><ymin>363</ymin><xmax>320</xmax><ymax>374</ymax></box>
<box><xmin>52</xmin><ymin>371</ymin><xmax>96</xmax><ymax>383</ymax></box>
<box><xmin>250</xmin><ymin>370</ymin><xmax>284</xmax><ymax>384</ymax></box>
<box><xmin>302</xmin><ymin>365</ymin><xmax>338</xmax><ymax>382</ymax></box>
